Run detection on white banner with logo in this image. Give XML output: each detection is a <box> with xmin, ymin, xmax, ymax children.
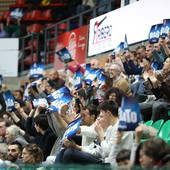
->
<box><xmin>88</xmin><ymin>0</ymin><xmax>170</xmax><ymax>56</ymax></box>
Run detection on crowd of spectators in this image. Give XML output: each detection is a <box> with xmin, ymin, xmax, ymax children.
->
<box><xmin>0</xmin><ymin>33</ymin><xmax>170</xmax><ymax>169</ymax></box>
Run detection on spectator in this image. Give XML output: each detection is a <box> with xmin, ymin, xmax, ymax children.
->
<box><xmin>6</xmin><ymin>141</ymin><xmax>23</xmax><ymax>164</ymax></box>
<box><xmin>0</xmin><ymin>118</ymin><xmax>11</xmax><ymax>143</ymax></box>
<box><xmin>139</xmin><ymin>57</ymin><xmax>170</xmax><ymax>122</ymax></box>
<box><xmin>0</xmin><ymin>143</ymin><xmax>8</xmax><ymax>161</ymax></box>
<box><xmin>34</xmin><ymin>114</ymin><xmax>57</xmax><ymax>161</ymax></box>
<box><xmin>109</xmin><ymin>63</ymin><xmax>132</xmax><ymax>97</ymax></box>
<box><xmin>48</xmin><ymin>69</ymin><xmax>65</xmax><ymax>90</ymax></box>
<box><xmin>22</xmin><ymin>144</ymin><xmax>44</xmax><ymax>164</ymax></box>
<box><xmin>0</xmin><ymin>22</ymin><xmax>9</xmax><ymax>38</ymax></box>
<box><xmin>104</xmin><ymin>87</ymin><xmax>124</xmax><ymax>107</ymax></box>
<box><xmin>6</xmin><ymin>17</ymin><xmax>24</xmax><ymax>38</ymax></box>
<box><xmin>5</xmin><ymin>124</ymin><xmax>28</xmax><ymax>146</ymax></box>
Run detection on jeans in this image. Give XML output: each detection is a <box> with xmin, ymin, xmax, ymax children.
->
<box><xmin>139</xmin><ymin>99</ymin><xmax>169</xmax><ymax>122</ymax></box>
<box><xmin>56</xmin><ymin>148</ymin><xmax>102</xmax><ymax>164</ymax></box>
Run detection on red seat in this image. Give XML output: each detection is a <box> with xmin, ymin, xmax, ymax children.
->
<box><xmin>16</xmin><ymin>0</ymin><xmax>25</xmax><ymax>5</ymax></box>
<box><xmin>24</xmin><ymin>53</ymin><xmax>37</xmax><ymax>66</ymax></box>
<box><xmin>25</xmin><ymin>39</ymin><xmax>38</xmax><ymax>50</ymax></box>
<box><xmin>58</xmin><ymin>23</ymin><xmax>67</xmax><ymax>34</ymax></box>
<box><xmin>1</xmin><ymin>10</ymin><xmax>11</xmax><ymax>20</ymax></box>
<box><xmin>29</xmin><ymin>10</ymin><xmax>41</xmax><ymax>20</ymax></box>
<box><xmin>28</xmin><ymin>24</ymin><xmax>42</xmax><ymax>33</ymax></box>
<box><xmin>41</xmin><ymin>9</ymin><xmax>52</xmax><ymax>20</ymax></box>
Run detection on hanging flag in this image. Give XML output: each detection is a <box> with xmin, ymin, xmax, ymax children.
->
<box><xmin>56</xmin><ymin>47</ymin><xmax>73</xmax><ymax>63</ymax></box>
<box><xmin>118</xmin><ymin>97</ymin><xmax>141</xmax><ymax>131</ymax></box>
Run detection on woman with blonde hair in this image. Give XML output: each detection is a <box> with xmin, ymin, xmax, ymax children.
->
<box><xmin>22</xmin><ymin>144</ymin><xmax>44</xmax><ymax>164</ymax></box>
<box><xmin>5</xmin><ymin>124</ymin><xmax>28</xmax><ymax>146</ymax></box>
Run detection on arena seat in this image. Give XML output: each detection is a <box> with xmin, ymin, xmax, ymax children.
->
<box><xmin>24</xmin><ymin>53</ymin><xmax>37</xmax><ymax>66</ymax></box>
<box><xmin>27</xmin><ymin>24</ymin><xmax>42</xmax><ymax>33</ymax></box>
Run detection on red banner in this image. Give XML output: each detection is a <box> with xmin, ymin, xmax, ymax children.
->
<box><xmin>54</xmin><ymin>25</ymin><xmax>89</xmax><ymax>70</ymax></box>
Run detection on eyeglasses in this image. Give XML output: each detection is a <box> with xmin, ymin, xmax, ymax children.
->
<box><xmin>109</xmin><ymin>69</ymin><xmax>117</xmax><ymax>72</ymax></box>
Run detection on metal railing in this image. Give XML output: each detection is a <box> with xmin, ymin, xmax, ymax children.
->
<box><xmin>19</xmin><ymin>0</ymin><xmax>120</xmax><ymax>76</ymax></box>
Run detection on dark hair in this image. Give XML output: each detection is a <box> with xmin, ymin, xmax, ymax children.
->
<box><xmin>9</xmin><ymin>141</ymin><xmax>23</xmax><ymax>152</ymax></box>
<box><xmin>104</xmin><ymin>87</ymin><xmax>124</xmax><ymax>106</ymax></box>
<box><xmin>97</xmin><ymin>100</ymin><xmax>118</xmax><ymax>117</ymax></box>
<box><xmin>23</xmin><ymin>144</ymin><xmax>44</xmax><ymax>164</ymax></box>
<box><xmin>116</xmin><ymin>149</ymin><xmax>131</xmax><ymax>163</ymax></box>
<box><xmin>34</xmin><ymin>114</ymin><xmax>49</xmax><ymax>131</ymax></box>
<box><xmin>83</xmin><ymin>104</ymin><xmax>99</xmax><ymax>120</ymax></box>
<box><xmin>0</xmin><ymin>118</ymin><xmax>11</xmax><ymax>127</ymax></box>
<box><xmin>142</xmin><ymin>138</ymin><xmax>170</xmax><ymax>164</ymax></box>
<box><xmin>136</xmin><ymin>45</ymin><xmax>146</xmax><ymax>51</ymax></box>
<box><xmin>14</xmin><ymin>90</ymin><xmax>23</xmax><ymax>99</ymax></box>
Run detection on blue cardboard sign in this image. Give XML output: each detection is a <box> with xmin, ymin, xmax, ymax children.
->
<box><xmin>10</xmin><ymin>8</ymin><xmax>24</xmax><ymax>19</ymax></box>
<box><xmin>47</xmin><ymin>93</ymin><xmax>73</xmax><ymax>113</ymax></box>
<box><xmin>56</xmin><ymin>47</ymin><xmax>73</xmax><ymax>63</ymax></box>
<box><xmin>148</xmin><ymin>24</ymin><xmax>163</xmax><ymax>43</ymax></box>
<box><xmin>29</xmin><ymin>63</ymin><xmax>44</xmax><ymax>79</ymax></box>
<box><xmin>84</xmin><ymin>69</ymin><xmax>103</xmax><ymax>86</ymax></box>
<box><xmin>112</xmin><ymin>42</ymin><xmax>124</xmax><ymax>56</ymax></box>
<box><xmin>3</xmin><ymin>90</ymin><xmax>15</xmax><ymax>112</ymax></box>
<box><xmin>62</xmin><ymin>116</ymin><xmax>82</xmax><ymax>141</ymax></box>
<box><xmin>124</xmin><ymin>34</ymin><xmax>129</xmax><ymax>51</ymax></box>
<box><xmin>84</xmin><ymin>63</ymin><xmax>91</xmax><ymax>77</ymax></box>
<box><xmin>74</xmin><ymin>68</ymin><xmax>83</xmax><ymax>91</ymax></box>
<box><xmin>118</xmin><ymin>97</ymin><xmax>141</xmax><ymax>131</ymax></box>
<box><xmin>0</xmin><ymin>75</ymin><xmax>3</xmax><ymax>87</ymax></box>
<box><xmin>33</xmin><ymin>98</ymin><xmax>49</xmax><ymax>108</ymax></box>
<box><xmin>46</xmin><ymin>86</ymin><xmax>70</xmax><ymax>103</ymax></box>
<box><xmin>160</xmin><ymin>19</ymin><xmax>170</xmax><ymax>38</ymax></box>
<box><xmin>97</xmin><ymin>73</ymin><xmax>106</xmax><ymax>88</ymax></box>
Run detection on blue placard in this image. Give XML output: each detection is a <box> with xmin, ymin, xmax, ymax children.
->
<box><xmin>118</xmin><ymin>97</ymin><xmax>141</xmax><ymax>131</ymax></box>
<box><xmin>29</xmin><ymin>63</ymin><xmax>44</xmax><ymax>79</ymax></box>
<box><xmin>62</xmin><ymin>116</ymin><xmax>82</xmax><ymax>141</ymax></box>
<box><xmin>74</xmin><ymin>68</ymin><xmax>83</xmax><ymax>91</ymax></box>
<box><xmin>46</xmin><ymin>86</ymin><xmax>70</xmax><ymax>103</ymax></box>
<box><xmin>0</xmin><ymin>75</ymin><xmax>3</xmax><ymax>87</ymax></box>
<box><xmin>97</xmin><ymin>73</ymin><xmax>106</xmax><ymax>89</ymax></box>
<box><xmin>148</xmin><ymin>24</ymin><xmax>163</xmax><ymax>44</ymax></box>
<box><xmin>160</xmin><ymin>19</ymin><xmax>170</xmax><ymax>38</ymax></box>
<box><xmin>56</xmin><ymin>47</ymin><xmax>73</xmax><ymax>63</ymax></box>
<box><xmin>84</xmin><ymin>69</ymin><xmax>103</xmax><ymax>86</ymax></box>
<box><xmin>84</xmin><ymin>63</ymin><xmax>91</xmax><ymax>77</ymax></box>
<box><xmin>10</xmin><ymin>8</ymin><xmax>24</xmax><ymax>19</ymax></box>
<box><xmin>47</xmin><ymin>94</ymin><xmax>73</xmax><ymax>113</ymax></box>
<box><xmin>23</xmin><ymin>82</ymin><xmax>30</xmax><ymax>101</ymax></box>
<box><xmin>112</xmin><ymin>42</ymin><xmax>124</xmax><ymax>56</ymax></box>
<box><xmin>33</xmin><ymin>98</ymin><xmax>49</xmax><ymax>108</ymax></box>
<box><xmin>3</xmin><ymin>90</ymin><xmax>15</xmax><ymax>112</ymax></box>
<box><xmin>124</xmin><ymin>34</ymin><xmax>129</xmax><ymax>51</ymax></box>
